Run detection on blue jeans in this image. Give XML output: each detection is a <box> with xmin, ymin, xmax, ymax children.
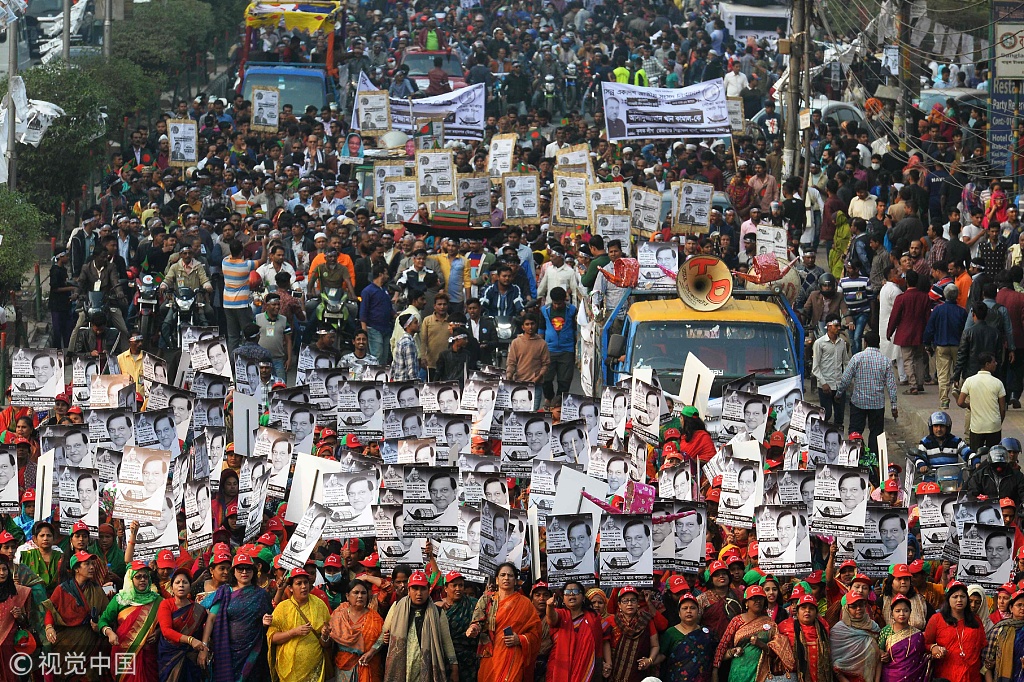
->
<box><xmin>366</xmin><ymin>327</ymin><xmax>389</xmax><ymax>365</ymax></box>
<box><xmin>851</xmin><ymin>312</ymin><xmax>869</xmax><ymax>353</ymax></box>
<box><xmin>272</xmin><ymin>358</ymin><xmax>286</xmax><ymax>380</ymax></box>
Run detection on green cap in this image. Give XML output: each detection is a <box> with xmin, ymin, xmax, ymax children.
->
<box><xmin>682</xmin><ymin>406</ymin><xmax>699</xmax><ymax>418</ymax></box>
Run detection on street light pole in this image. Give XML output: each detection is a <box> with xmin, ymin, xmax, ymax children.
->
<box><xmin>62</xmin><ymin>0</ymin><xmax>71</xmax><ymax>63</ymax></box>
<box><xmin>103</xmin><ymin>0</ymin><xmax>112</xmax><ymax>58</ymax></box>
<box><xmin>6</xmin><ymin>17</ymin><xmax>17</xmax><ymax>189</ymax></box>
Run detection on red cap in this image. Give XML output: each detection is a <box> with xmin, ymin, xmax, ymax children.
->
<box><xmin>705</xmin><ymin>542</ymin><xmax>716</xmax><ymax>560</ymax></box>
<box><xmin>663</xmin><ymin>427</ymin><xmax>681</xmax><ymax>441</ymax></box>
<box><xmin>1002</xmin><ymin>497</ymin><xmax>1016</xmax><ymax>508</ymax></box>
<box><xmin>678</xmin><ymin>591</ymin><xmax>698</xmax><ymax>603</ymax></box>
<box><xmin>11</xmin><ymin>436</ymin><xmax>28</xmax><ymax>446</ymax></box>
<box><xmin>711</xmin><ymin>474</ymin><xmax>723</xmax><ymax>487</ymax></box>
<box><xmin>531</xmin><ymin>581</ymin><xmax>549</xmax><ymax>593</ymax></box>
<box><xmin>445</xmin><ymin>570</ymin><xmax>465</xmax><ymax>583</ymax></box>
<box><xmin>73</xmin><ymin>550</ymin><xmax>97</xmax><ymax>563</ymax></box>
<box><xmin>848</xmin><ymin>431</ymin><xmax>863</xmax><ymax>441</ymax></box>
<box><xmin>359</xmin><ymin>552</ymin><xmax>379</xmax><ymax>568</ymax></box>
<box><xmin>709</xmin><ymin>560</ymin><xmax>728</xmax><ymax>574</ymax></box>
<box><xmin>917</xmin><ymin>482</ymin><xmax>941</xmax><ymax>495</ymax></box>
<box><xmin>619</xmin><ymin>585</ymin><xmax>640</xmax><ymax>597</ymax></box>
<box><xmin>258</xmin><ymin>532</ymin><xmax>277</xmax><ymax>546</ymax></box>
<box><xmin>408</xmin><ymin>570</ymin><xmax>429</xmax><ymax>587</ymax></box>
<box><xmin>272</xmin><ymin>381</ymin><xmax>287</xmax><ymax>390</ymax></box>
<box><xmin>71</xmin><ymin>521</ymin><xmax>90</xmax><ymax>535</ymax></box>
<box><xmin>999</xmin><ymin>583</ymin><xmax>1016</xmax><ymax>594</ymax></box>
<box><xmin>908</xmin><ymin>559</ymin><xmax>925</xmax><ymax>574</ymax></box>
<box><xmin>226</xmin><ymin>502</ymin><xmax>238</xmax><ymax>517</ymax></box>
<box><xmin>890</xmin><ymin>564</ymin><xmax>912</xmax><ymax>578</ymax></box>
<box><xmin>213</xmin><ymin>542</ymin><xmax>231</xmax><ymax>555</ymax></box>
<box><xmin>287</xmin><ymin>567</ymin><xmax>309</xmax><ymax>582</ymax></box>
<box><xmin>319</xmin><ymin>428</ymin><xmax>338</xmax><ymax>439</ymax></box>
<box><xmin>1012</xmin><ymin>590</ymin><xmax>1024</xmax><ymax>604</ymax></box>
<box><xmin>211</xmin><ymin>553</ymin><xmax>232</xmax><ymax>565</ymax></box>
<box><xmin>156</xmin><ymin>550</ymin><xmax>176</xmax><ymax>569</ymax></box>
<box><xmin>748</xmin><ymin>541</ymin><xmax>759</xmax><ymax>556</ymax></box>
<box><xmin>54</xmin><ymin>392</ymin><xmax>70</xmax><ymax>404</ymax></box>
<box><xmin>232</xmin><ymin>553</ymin><xmax>254</xmax><ymax>567</ymax></box>
<box><xmin>667</xmin><ymin>575</ymin><xmax>690</xmax><ymax>593</ymax></box>
<box><xmin>20</xmin><ymin>489</ymin><xmax>35</xmax><ymax>503</ymax></box>
<box><xmin>345</xmin><ymin>434</ymin><xmax>363</xmax><ymax>448</ymax></box>
<box><xmin>839</xmin><ymin>559</ymin><xmax>857</xmax><ymax>571</ymax></box>
<box><xmin>129</xmin><ymin>560</ymin><xmax>149</xmax><ymax>571</ymax></box>
<box><xmin>805</xmin><ymin>570</ymin><xmax>824</xmax><ymax>584</ymax></box>
<box><xmin>662</xmin><ymin>442</ymin><xmax>681</xmax><ymax>459</ymax></box>
<box><xmin>852</xmin><ymin>573</ymin><xmax>871</xmax><ymax>584</ymax></box>
<box><xmin>846</xmin><ymin>593</ymin><xmax>866</xmax><ymax>606</ymax></box>
<box><xmin>769</xmin><ymin>431</ymin><xmax>785</xmax><ymax>448</ymax></box>
<box><xmin>884</xmin><ymin>479</ymin><xmax>899</xmax><ymax>493</ymax></box>
<box><xmin>744</xmin><ymin>585</ymin><xmax>766</xmax><ymax>600</ymax></box>
<box><xmin>67</xmin><ymin>406</ymin><xmax>83</xmax><ymax>415</ymax></box>
<box><xmin>0</xmin><ymin>531</ymin><xmax>15</xmax><ymax>545</ymax></box>
<box><xmin>323</xmin><ymin>554</ymin><xmax>343</xmax><ymax>569</ymax></box>
<box><xmin>267</xmin><ymin>518</ymin><xmax>284</xmax><ymax>532</ymax></box>
<box><xmin>945</xmin><ymin>580</ymin><xmax>967</xmax><ymax>593</ymax></box>
<box><xmin>1018</xmin><ymin>547</ymin><xmax>1024</xmax><ymax>559</ymax></box>
<box><xmin>725</xmin><ymin>554</ymin><xmax>744</xmax><ymax>566</ymax></box>
<box><xmin>798</xmin><ymin>594</ymin><xmax>818</xmax><ymax>606</ymax></box>
<box><xmin>705</xmin><ymin>487</ymin><xmax>721</xmax><ymax>503</ymax></box>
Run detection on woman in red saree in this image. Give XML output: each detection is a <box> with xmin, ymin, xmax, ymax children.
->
<box><xmin>98</xmin><ymin>560</ymin><xmax>163</xmax><ymax>682</ymax></box>
<box><xmin>924</xmin><ymin>581</ymin><xmax>986</xmax><ymax>682</ymax></box>
<box><xmin>156</xmin><ymin>568</ymin><xmax>208</xmax><ymax>682</ymax></box>
<box><xmin>778</xmin><ymin>593</ymin><xmax>832</xmax><ymax>682</ymax></box>
<box><xmin>467</xmin><ymin>562</ymin><xmax>542</xmax><ymax>682</ymax></box>
<box><xmin>0</xmin><ymin>554</ymin><xmax>36</xmax><ymax>682</ymax></box>
<box><xmin>601</xmin><ymin>586</ymin><xmax>660</xmax><ymax>682</ymax></box>
<box><xmin>43</xmin><ymin>550</ymin><xmax>111</xmax><ymax>682</ymax></box>
<box><xmin>546</xmin><ymin>580</ymin><xmax>603</xmax><ymax>682</ymax></box>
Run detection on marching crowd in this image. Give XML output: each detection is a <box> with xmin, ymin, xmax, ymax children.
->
<box><xmin>0</xmin><ymin>0</ymin><xmax>1019</xmax><ymax>681</ymax></box>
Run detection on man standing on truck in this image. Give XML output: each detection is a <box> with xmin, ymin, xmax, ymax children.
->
<box><xmin>417</xmin><ymin>17</ymin><xmax>449</xmax><ymax>50</ymax></box>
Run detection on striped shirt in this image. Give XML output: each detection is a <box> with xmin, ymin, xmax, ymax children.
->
<box><xmin>222</xmin><ymin>257</ymin><xmax>257</xmax><ymax>309</ymax></box>
<box><xmin>839</xmin><ymin>276</ymin><xmax>871</xmax><ymax>315</ymax></box>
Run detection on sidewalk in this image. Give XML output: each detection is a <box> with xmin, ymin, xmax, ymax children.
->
<box><xmin>894</xmin><ymin>382</ymin><xmax>1024</xmax><ymax>452</ymax></box>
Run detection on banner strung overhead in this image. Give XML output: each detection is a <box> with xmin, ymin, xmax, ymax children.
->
<box><xmin>602</xmin><ymin>79</ymin><xmax>731</xmax><ymax>142</ymax></box>
<box><xmin>353</xmin><ymin>73</ymin><xmax>486</xmax><ymax>140</ymax></box>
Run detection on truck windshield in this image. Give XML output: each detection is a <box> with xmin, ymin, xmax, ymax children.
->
<box><xmin>244</xmin><ymin>73</ymin><xmax>325</xmax><ymax>112</ymax></box>
<box><xmin>630</xmin><ymin>320</ymin><xmax>795</xmax><ymax>393</ymax></box>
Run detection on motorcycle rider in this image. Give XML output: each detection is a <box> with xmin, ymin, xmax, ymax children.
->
<box><xmin>965</xmin><ymin>445</ymin><xmax>1024</xmax><ymax>506</ymax></box>
<box><xmin>68</xmin><ymin>248</ymin><xmax>130</xmax><ymax>353</ymax></box>
<box><xmin>306</xmin><ymin>247</ymin><xmax>354</xmax><ymax>330</ymax></box>
<box><xmin>914</xmin><ymin>411</ymin><xmax>975</xmax><ymax>473</ymax></box>
<box><xmin>160</xmin><ymin>245</ymin><xmax>213</xmax><ymax>344</ymax></box>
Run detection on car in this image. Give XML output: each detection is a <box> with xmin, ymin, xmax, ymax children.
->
<box><xmin>399</xmin><ymin>49</ymin><xmax>467</xmax><ymax>92</ymax></box>
<box><xmin>751</xmin><ymin>99</ymin><xmax>878</xmax><ymax>143</ymax></box>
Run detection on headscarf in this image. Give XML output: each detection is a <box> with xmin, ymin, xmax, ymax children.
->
<box><xmin>968</xmin><ymin>583</ymin><xmax>996</xmax><ymax>637</ymax></box>
<box><xmin>985</xmin><ymin>187</ymin><xmax>1010</xmax><ymax>228</ymax></box>
<box><xmin>115</xmin><ymin>565</ymin><xmax>161</xmax><ymax>607</ymax></box>
<box><xmin>0</xmin><ymin>555</ymin><xmax>16</xmax><ymax>602</ymax></box>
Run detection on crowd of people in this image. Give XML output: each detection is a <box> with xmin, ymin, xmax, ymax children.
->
<box><xmin>0</xmin><ymin>0</ymin><xmax>1019</xmax><ymax>681</ymax></box>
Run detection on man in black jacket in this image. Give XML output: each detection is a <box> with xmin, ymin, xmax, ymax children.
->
<box><xmin>954</xmin><ymin>302</ymin><xmax>1004</xmax><ymax>384</ymax></box>
<box><xmin>965</xmin><ymin>445</ymin><xmax>1024</xmax><ymax>507</ymax></box>
<box><xmin>69</xmin><ymin>215</ymin><xmax>99</xmax><ymax>278</ymax></box>
<box><xmin>466</xmin><ymin>298</ymin><xmax>497</xmax><ymax>366</ymax></box>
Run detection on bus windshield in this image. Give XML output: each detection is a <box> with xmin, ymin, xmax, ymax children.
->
<box><xmin>629</xmin><ymin>320</ymin><xmax>796</xmax><ymax>394</ymax></box>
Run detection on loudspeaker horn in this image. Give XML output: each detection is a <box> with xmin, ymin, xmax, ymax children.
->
<box><xmin>676</xmin><ymin>256</ymin><xmax>733</xmax><ymax>312</ymax></box>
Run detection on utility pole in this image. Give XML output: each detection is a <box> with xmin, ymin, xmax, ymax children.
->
<box><xmin>6</xmin><ymin>17</ymin><xmax>17</xmax><ymax>189</ymax></box>
<box><xmin>896</xmin><ymin>0</ymin><xmax>911</xmax><ymax>151</ymax></box>
<box><xmin>782</xmin><ymin>0</ymin><xmax>805</xmax><ymax>181</ymax></box>
<box><xmin>800</xmin><ymin>0</ymin><xmax>813</xmax><ymax>198</ymax></box>
<box><xmin>103</xmin><ymin>0</ymin><xmax>112</xmax><ymax>58</ymax></box>
<box><xmin>62</xmin><ymin>0</ymin><xmax>71</xmax><ymax>63</ymax></box>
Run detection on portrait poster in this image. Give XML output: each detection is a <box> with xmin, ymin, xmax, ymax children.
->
<box><xmin>673</xmin><ymin>503</ymin><xmax>707</xmax><ymax>572</ymax></box>
<box><xmin>487</xmin><ymin>133</ymin><xmax>517</xmax><ymax>179</ymax></box>
<box><xmin>113</xmin><ymin>446</ymin><xmax>171</xmax><ymax>524</ymax></box>
<box><xmin>658</xmin><ymin>460</ymin><xmax>697</xmax><ymax>501</ymax></box>
<box><xmin>630</xmin><ymin>377</ymin><xmax>662</xmax><ymax>446</ymax></box>
<box><xmin>167</xmin><ymin>118</ymin><xmax>199</xmax><ymax>165</ymax></box>
<box><xmin>420</xmin><ymin>382</ymin><xmax>461</xmax><ymax>414</ymax></box>
<box><xmin>382</xmin><ymin>381</ymin><xmax>420</xmax><ymax>410</ymax></box>
<box><xmin>132</xmin><ymin>484</ymin><xmax>179</xmax><ymax>561</ymax></box>
<box><xmin>528</xmin><ymin>458</ymin><xmax>559</xmax><ymax>521</ymax></box>
<box><xmin>636</xmin><ymin>241</ymin><xmax>678</xmax><ymax>292</ymax></box>
<box><xmin>372</xmin><ymin>161</ymin><xmax>406</xmax><ymax>214</ymax></box>
<box><xmin>460</xmin><ymin>454</ymin><xmax>502</xmax><ymax>506</ymax></box>
<box><xmin>756</xmin><ymin>223</ymin><xmax>788</xmax><ymax>260</ymax></box>
<box><xmin>598</xmin><ymin>514</ymin><xmax>653</xmax><ymax>588</ymax></box>
<box><xmin>381</xmin><ymin>178</ymin><xmax>419</xmax><ymax>230</ymax></box>
<box><xmin>545</xmin><ymin>513</ymin><xmax>596</xmax><ymax>587</ymax></box>
<box><xmin>239</xmin><ymin>453</ymin><xmax>272</xmax><ymax>543</ymax></box>
<box><xmin>552</xmin><ymin>171</ymin><xmax>588</xmax><ymax>227</ymax></box>
<box><xmin>628</xmin><ymin>185</ymin><xmax>663</xmax><ymax>236</ymax></box>
<box><xmin>354</xmin><ymin>90</ymin><xmax>390</xmax><ymax>133</ymax></box>
<box><xmin>501</xmin><ymin>411</ymin><xmax>550</xmax><ymax>477</ymax></box>
<box><xmin>598</xmin><ymin>386</ymin><xmax>629</xmax><ymax>447</ymax></box>
<box><xmin>787</xmin><ymin>400</ymin><xmax>825</xmax><ymax>446</ymax></box>
<box><xmin>71</xmin><ymin>355</ymin><xmax>101</xmax><ymax>406</ymax></box>
<box><xmin>756</xmin><ymin>505</ymin><xmax>811</xmax><ymax>575</ymax></box>
<box><xmin>190</xmin><ymin>371</ymin><xmax>229</xmax><ymax>401</ymax></box>
<box><xmin>250</xmin><ymin>87</ymin><xmax>280</xmax><ymax>132</ymax></box>
<box><xmin>854</xmin><ymin>504</ymin><xmax>908</xmax><ymax>576</ymax></box>
<box><xmin>455</xmin><ymin>173</ymin><xmax>492</xmax><ymax>217</ymax></box>
<box><xmin>396</xmin><ymin>438</ymin><xmax>437</xmax><ymax>466</ymax></box>
<box><xmin>253</xmin><ymin>426</ymin><xmax>295</xmax><ymax>500</ymax></box>
<box><xmin>279</xmin><ymin>502</ymin><xmax>330</xmax><ymax>570</ymax></box>
<box><xmin>720</xmin><ymin>389</ymin><xmax>769</xmax><ymax>444</ymax></box>
<box><xmin>435</xmin><ymin>505</ymin><xmax>487</xmax><ymax>583</ymax></box>
<box><xmin>425</xmin><ymin>414</ymin><xmax>472</xmax><ymax>464</ymax></box>
<box><xmin>374</xmin><ymin>504</ymin><xmax>423</xmax><ymax>572</ymax></box>
<box><xmin>671</xmin><ymin>179</ymin><xmax>714</xmax><ymax>234</ymax></box>
<box><xmin>184</xmin><ymin>437</ymin><xmax>213</xmax><ymax>552</ymax></box>
<box><xmin>583</xmin><ymin>209</ymin><xmax>628</xmax><ymax>250</ymax></box>
<box><xmin>501</xmin><ymin>172</ymin><xmax>540</xmax><ymax>226</ymax></box>
<box><xmin>384</xmin><ymin>408</ymin><xmax>426</xmax><ymax>441</ymax></box>
<box><xmin>652</xmin><ymin>502</ymin><xmax>677</xmax><ymax>573</ymax></box>
<box><xmin>919</xmin><ymin>492</ymin><xmax>957</xmax><ymax>560</ymax></box>
<box><xmin>144</xmin><ymin>382</ymin><xmax>195</xmax><ymax>443</ymax></box>
<box><xmin>957</xmin><ymin>522</ymin><xmax>1014</xmax><ymax>588</ymax></box>
<box><xmin>727</xmin><ymin>97</ymin><xmax>745</xmax><ymax>132</ymax></box>
<box><xmin>809</xmin><ymin>465</ymin><xmax>869</xmax><ymax>536</ymax></box>
<box><xmin>549</xmin><ymin>419</ymin><xmax>589</xmax><ymax>466</ymax></box>
<box><xmin>335</xmin><ymin>380</ymin><xmax>384</xmax><ymax>441</ymax></box>
<box><xmin>587</xmin><ymin>447</ymin><xmax>633</xmax><ymax>499</ymax></box>
<box><xmin>716</xmin><ymin>440</ymin><xmax>763</xmax><ymax>529</ymax></box>
<box><xmin>86</xmin><ymin>408</ymin><xmax>135</xmax><ymax>452</ymax></box>
<box><xmin>806</xmin><ymin>416</ymin><xmax>844</xmax><ymax>467</ymax></box>
<box><xmin>58</xmin><ymin>465</ymin><xmax>98</xmax><ymax>531</ymax></box>
<box><xmin>415</xmin><ymin>149</ymin><xmax>455</xmax><ymax>202</ymax></box>
<box><xmin>321</xmin><ymin>469</ymin><xmax>378</xmax><ymax>538</ymax></box>
<box><xmin>10</xmin><ymin>347</ymin><xmax>63</xmax><ymax>407</ymax></box>
<box><xmin>478</xmin><ymin>499</ymin><xmax>512</xmax><ymax>577</ymax></box>
<box><xmin>191</xmin><ymin>337</ymin><xmax>232</xmax><ymax>380</ymax></box>
<box><xmin>402</xmin><ymin>465</ymin><xmax>460</xmax><ymax>540</ymax></box>
<box><xmin>587</xmin><ymin>183</ymin><xmax>625</xmax><ymax>225</ymax></box>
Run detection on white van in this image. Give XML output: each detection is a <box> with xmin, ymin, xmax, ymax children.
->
<box><xmin>718</xmin><ymin>1</ymin><xmax>790</xmax><ymax>46</ymax></box>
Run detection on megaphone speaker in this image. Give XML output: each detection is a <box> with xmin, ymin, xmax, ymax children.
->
<box><xmin>676</xmin><ymin>256</ymin><xmax>733</xmax><ymax>311</ymax></box>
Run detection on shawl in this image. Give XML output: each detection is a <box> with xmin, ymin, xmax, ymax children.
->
<box><xmin>382</xmin><ymin>598</ymin><xmax>454</xmax><ymax>682</ymax></box>
<box><xmin>881</xmin><ymin>592</ymin><xmax>928</xmax><ymax>631</ymax></box>
<box><xmin>0</xmin><ymin>583</ymin><xmax>30</xmax><ymax>645</ymax></box>
<box><xmin>987</xmin><ymin>617</ymin><xmax>1024</xmax><ymax>680</ymax></box>
<box><xmin>606</xmin><ymin>611</ymin><xmax>653</xmax><ymax>682</ymax></box>
<box><xmin>116</xmin><ymin>566</ymin><xmax>162</xmax><ymax>607</ymax></box>
<box><xmin>331</xmin><ymin>604</ymin><xmax>380</xmax><ymax>653</ymax></box>
<box><xmin>831</xmin><ymin>617</ymin><xmax>881</xmax><ymax>682</ymax></box>
<box><xmin>785</xmin><ymin>617</ymin><xmax>833</xmax><ymax>682</ymax></box>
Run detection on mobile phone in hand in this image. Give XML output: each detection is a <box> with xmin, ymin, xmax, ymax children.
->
<box><xmin>503</xmin><ymin>626</ymin><xmax>514</xmax><ymax>637</ymax></box>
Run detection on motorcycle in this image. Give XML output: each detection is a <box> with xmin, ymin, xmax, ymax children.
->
<box><xmin>564</xmin><ymin>64</ymin><xmax>580</xmax><ymax>114</ymax></box>
<box><xmin>493</xmin><ymin>315</ymin><xmax>518</xmax><ymax>368</ymax></box>
<box><xmin>315</xmin><ymin>286</ymin><xmax>358</xmax><ymax>352</ymax></box>
<box><xmin>162</xmin><ymin>287</ymin><xmax>200</xmax><ymax>349</ymax></box>
<box><xmin>492</xmin><ymin>73</ymin><xmax>509</xmax><ymax>117</ymax></box>
<box><xmin>584</xmin><ymin>72</ymin><xmax>603</xmax><ymax>117</ymax></box>
<box><xmin>533</xmin><ymin>74</ymin><xmax>559</xmax><ymax>118</ymax></box>
<box><xmin>134</xmin><ymin>273</ymin><xmax>161</xmax><ymax>351</ymax></box>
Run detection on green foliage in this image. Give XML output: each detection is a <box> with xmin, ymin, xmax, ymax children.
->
<box><xmin>111</xmin><ymin>0</ymin><xmax>215</xmax><ymax>88</ymax></box>
<box><xmin>78</xmin><ymin>56</ymin><xmax>161</xmax><ymax>132</ymax></box>
<box><xmin>0</xmin><ymin>188</ymin><xmax>44</xmax><ymax>292</ymax></box>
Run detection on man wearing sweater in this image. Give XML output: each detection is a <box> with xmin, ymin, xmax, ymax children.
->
<box><xmin>506</xmin><ymin>315</ymin><xmax>550</xmax><ymax>411</ymax></box>
<box><xmin>541</xmin><ymin>287</ymin><xmax>577</xmax><ymax>407</ymax></box>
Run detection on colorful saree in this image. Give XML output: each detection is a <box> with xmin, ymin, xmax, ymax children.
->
<box><xmin>98</xmin><ymin>566</ymin><xmax>163</xmax><ymax>682</ymax></box>
<box><xmin>548</xmin><ymin>607</ymin><xmax>603</xmax><ymax>682</ymax></box>
<box><xmin>603</xmin><ymin>612</ymin><xmax>656</xmax><ymax>682</ymax></box>
<box><xmin>878</xmin><ymin>625</ymin><xmax>927</xmax><ymax>682</ymax></box>
<box><xmin>831</xmin><ymin>616</ymin><xmax>881</xmax><ymax>682</ymax></box>
<box><xmin>778</xmin><ymin>617</ymin><xmax>833</xmax><ymax>682</ymax></box>
<box><xmin>659</xmin><ymin>624</ymin><xmax>714</xmax><ymax>682</ymax></box>
<box><xmin>209</xmin><ymin>584</ymin><xmax>273</xmax><ymax>682</ymax></box>
<box><xmin>471</xmin><ymin>592</ymin><xmax>542</xmax><ymax>682</ymax></box>
<box><xmin>157</xmin><ymin>600</ymin><xmax>207</xmax><ymax>682</ymax></box>
<box><xmin>268</xmin><ymin>596</ymin><xmax>331</xmax><ymax>682</ymax></box>
<box><xmin>0</xmin><ymin>584</ymin><xmax>32</xmax><ymax>682</ymax></box>
<box><xmin>443</xmin><ymin>597</ymin><xmax>478</xmax><ymax>682</ymax></box>
<box><xmin>983</xmin><ymin>617</ymin><xmax>1024</xmax><ymax>682</ymax></box>
<box><xmin>330</xmin><ymin>603</ymin><xmax>384</xmax><ymax>682</ymax></box>
<box><xmin>696</xmin><ymin>590</ymin><xmax>741</xmax><ymax>641</ymax></box>
<box><xmin>19</xmin><ymin>547</ymin><xmax>60</xmax><ymax>595</ymax></box>
<box><xmin>45</xmin><ymin>577</ymin><xmax>111</xmax><ymax>681</ymax></box>
<box><xmin>713</xmin><ymin>615</ymin><xmax>796</xmax><ymax>682</ymax></box>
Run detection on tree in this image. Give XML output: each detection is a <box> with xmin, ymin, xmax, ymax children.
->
<box><xmin>111</xmin><ymin>0</ymin><xmax>215</xmax><ymax>89</ymax></box>
<box><xmin>0</xmin><ymin>189</ymin><xmax>44</xmax><ymax>293</ymax></box>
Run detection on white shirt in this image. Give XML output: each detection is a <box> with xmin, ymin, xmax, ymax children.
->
<box><xmin>962</xmin><ymin>223</ymin><xmax>984</xmax><ymax>258</ymax></box>
<box><xmin>723</xmin><ymin>70</ymin><xmax>749</xmax><ymax>98</ymax></box>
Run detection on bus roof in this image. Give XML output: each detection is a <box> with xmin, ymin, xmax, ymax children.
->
<box><xmin>627</xmin><ymin>297</ymin><xmax>789</xmax><ymax>325</ymax></box>
<box><xmin>245</xmin><ymin>1</ymin><xmax>340</xmax><ymax>32</ymax></box>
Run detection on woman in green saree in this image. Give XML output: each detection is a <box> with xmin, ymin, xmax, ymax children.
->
<box><xmin>712</xmin><ymin>585</ymin><xmax>796</xmax><ymax>682</ymax></box>
<box><xmin>98</xmin><ymin>560</ymin><xmax>163</xmax><ymax>682</ymax></box>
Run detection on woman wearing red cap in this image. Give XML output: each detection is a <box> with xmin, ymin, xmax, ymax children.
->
<box><xmin>827</xmin><ymin>592</ymin><xmax>880</xmax><ymax>682</ymax></box>
<box><xmin>329</xmin><ymin>579</ymin><xmax>383</xmax><ymax>682</ymax></box>
<box><xmin>44</xmin><ymin>551</ymin><xmax>111</xmax><ymax>681</ymax></box>
<box><xmin>467</xmin><ymin>562</ymin><xmax>541</xmax><ymax>682</ymax></box>
<box><xmin>267</xmin><ymin>568</ymin><xmax>331</xmax><ymax>682</ymax></box>
<box><xmin>545</xmin><ymin>581</ymin><xmax>603</xmax><ymax>682</ymax></box>
<box><xmin>778</xmin><ymin>594</ymin><xmax>831</xmax><ymax>682</ymax></box>
<box><xmin>601</xmin><ymin>586</ymin><xmax>661</xmax><ymax>682</ymax></box>
<box><xmin>924</xmin><ymin>582</ymin><xmax>985</xmax><ymax>682</ymax></box>
<box><xmin>654</xmin><ymin>591</ymin><xmax>714</xmax><ymax>682</ymax></box>
<box><xmin>156</xmin><ymin>567</ymin><xmax>208</xmax><ymax>682</ymax></box>
<box><xmin>97</xmin><ymin>561</ymin><xmax>163</xmax><ymax>682</ymax></box>
<box><xmin>199</xmin><ymin>554</ymin><xmax>274</xmax><ymax>682</ymax></box>
<box><xmin>712</xmin><ymin>585</ymin><xmax>794</xmax><ymax>682</ymax></box>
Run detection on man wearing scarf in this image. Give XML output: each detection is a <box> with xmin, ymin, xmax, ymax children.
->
<box><xmin>372</xmin><ymin>570</ymin><xmax>458</xmax><ymax>682</ymax></box>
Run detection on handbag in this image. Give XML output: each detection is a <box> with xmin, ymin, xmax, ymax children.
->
<box><xmin>765</xmin><ymin>675</ymin><xmax>796</xmax><ymax>682</ymax></box>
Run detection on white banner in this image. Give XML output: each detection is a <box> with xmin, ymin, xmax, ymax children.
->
<box><xmin>602</xmin><ymin>79</ymin><xmax>730</xmax><ymax>142</ymax></box>
<box><xmin>354</xmin><ymin>73</ymin><xmax>486</xmax><ymax>140</ymax></box>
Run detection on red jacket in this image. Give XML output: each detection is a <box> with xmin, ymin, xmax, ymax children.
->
<box><xmin>680</xmin><ymin>429</ymin><xmax>716</xmax><ymax>462</ymax></box>
<box><xmin>996</xmin><ymin>287</ymin><xmax>1024</xmax><ymax>347</ymax></box>
<box><xmin>887</xmin><ymin>287</ymin><xmax>931</xmax><ymax>347</ymax></box>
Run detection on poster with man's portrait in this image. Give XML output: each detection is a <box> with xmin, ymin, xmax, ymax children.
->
<box><xmin>456</xmin><ymin>174</ymin><xmax>492</xmax><ymax>217</ymax></box>
<box><xmin>501</xmin><ymin>172</ymin><xmax>540</xmax><ymax>226</ymax></box>
<box><xmin>756</xmin><ymin>505</ymin><xmax>811</xmax><ymax>575</ymax></box>
<box><xmin>10</xmin><ymin>347</ymin><xmax>64</xmax><ymax>407</ymax></box>
<box><xmin>336</xmin><ymin>380</ymin><xmax>385</xmax><ymax>441</ymax></box>
<box><xmin>545</xmin><ymin>513</ymin><xmax>596</xmax><ymax>587</ymax></box>
<box><xmin>671</xmin><ymin>180</ymin><xmax>713</xmax><ymax>234</ymax></box>
<box><xmin>809</xmin><ymin>465</ymin><xmax>869</xmax><ymax>536</ymax></box>
<box><xmin>636</xmin><ymin>242</ymin><xmax>678</xmax><ymax>292</ymax></box>
<box><xmin>375</xmin><ymin>503</ymin><xmax>424</xmax><ymax>572</ymax></box>
<box><xmin>113</xmin><ymin>446</ymin><xmax>171</xmax><ymax>524</ymax></box>
<box><xmin>854</xmin><ymin>504</ymin><xmax>908</xmax><ymax>576</ymax></box>
<box><xmin>373</xmin><ymin>161</ymin><xmax>406</xmax><ymax>214</ymax></box>
<box><xmin>355</xmin><ymin>90</ymin><xmax>390</xmax><ymax>133</ymax></box>
<box><xmin>167</xmin><ymin>119</ymin><xmax>199</xmax><ymax>165</ymax></box>
<box><xmin>586</xmin><ymin>182</ymin><xmax>625</xmax><ymax>225</ymax></box>
<box><xmin>402</xmin><ymin>465</ymin><xmax>460</xmax><ymax>539</ymax></box>
<box><xmin>250</xmin><ymin>87</ymin><xmax>280</xmax><ymax>133</ymax></box>
<box><xmin>957</xmin><ymin>522</ymin><xmax>1014</xmax><ymax>588</ymax></box>
<box><xmin>191</xmin><ymin>337</ymin><xmax>232</xmax><ymax>380</ymax></box>
<box><xmin>552</xmin><ymin>171</ymin><xmax>588</xmax><ymax>227</ymax></box>
<box><xmin>673</xmin><ymin>503</ymin><xmax>706</xmax><ymax>571</ymax></box>
<box><xmin>279</xmin><ymin>502</ymin><xmax>330</xmax><ymax>570</ymax></box>
<box><xmin>717</xmin><ymin>440</ymin><xmax>763</xmax><ymax>529</ymax></box>
<box><xmin>415</xmin><ymin>149</ymin><xmax>455</xmax><ymax>202</ymax></box>
<box><xmin>599</xmin><ymin>513</ymin><xmax>653</xmax><ymax>588</ymax></box>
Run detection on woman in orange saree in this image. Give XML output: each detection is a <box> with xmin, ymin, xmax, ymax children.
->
<box><xmin>0</xmin><ymin>554</ymin><xmax>36</xmax><ymax>682</ymax></box>
<box><xmin>97</xmin><ymin>561</ymin><xmax>163</xmax><ymax>682</ymax></box>
<box><xmin>467</xmin><ymin>563</ymin><xmax>542</xmax><ymax>682</ymax></box>
<box><xmin>330</xmin><ymin>579</ymin><xmax>384</xmax><ymax>682</ymax></box>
